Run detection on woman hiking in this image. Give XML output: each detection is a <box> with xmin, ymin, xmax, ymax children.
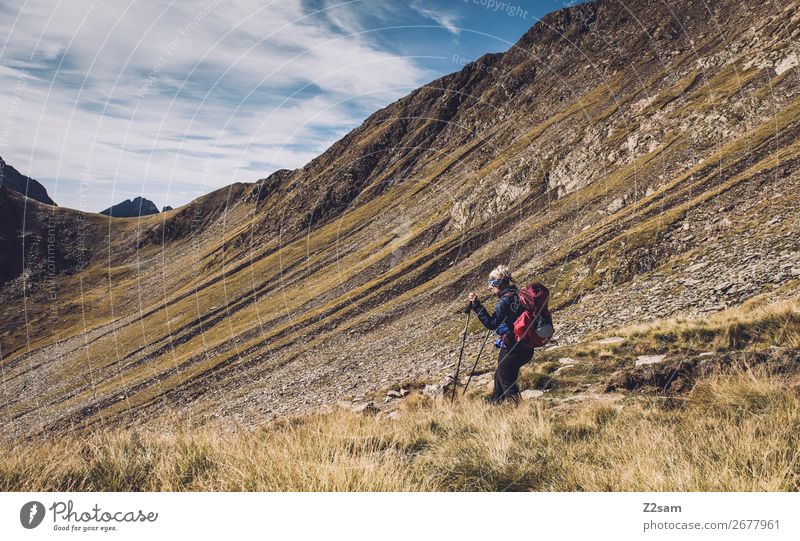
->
<box><xmin>468</xmin><ymin>265</ymin><xmax>533</xmax><ymax>403</ymax></box>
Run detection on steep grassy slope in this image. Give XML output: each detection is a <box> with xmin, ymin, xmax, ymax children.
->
<box><xmin>1</xmin><ymin>0</ymin><xmax>799</xmax><ymax>441</ymax></box>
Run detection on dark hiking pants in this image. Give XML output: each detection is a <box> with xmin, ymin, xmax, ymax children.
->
<box><xmin>491</xmin><ymin>346</ymin><xmax>534</xmax><ymax>403</ymax></box>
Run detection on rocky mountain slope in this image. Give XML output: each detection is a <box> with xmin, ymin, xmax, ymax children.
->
<box><xmin>1</xmin><ymin>0</ymin><xmax>798</xmax><ymax>440</ymax></box>
<box><xmin>0</xmin><ymin>156</ymin><xmax>56</xmax><ymax>206</ymax></box>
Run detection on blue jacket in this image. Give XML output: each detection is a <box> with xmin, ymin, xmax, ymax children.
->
<box><xmin>472</xmin><ymin>287</ymin><xmax>524</xmax><ymax>348</ymax></box>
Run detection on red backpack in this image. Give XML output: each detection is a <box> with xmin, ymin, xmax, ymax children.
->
<box><xmin>511</xmin><ymin>283</ymin><xmax>554</xmax><ymax>348</ymax></box>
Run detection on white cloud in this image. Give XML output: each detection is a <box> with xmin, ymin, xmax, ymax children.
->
<box><xmin>0</xmin><ymin>0</ymin><xmax>432</xmax><ymax>211</ymax></box>
<box><xmin>410</xmin><ymin>0</ymin><xmax>461</xmax><ymax>35</ymax></box>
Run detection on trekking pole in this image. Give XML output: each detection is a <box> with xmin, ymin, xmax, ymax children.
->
<box><xmin>451</xmin><ymin>305</ymin><xmax>472</xmax><ymax>402</ymax></box>
<box><xmin>463</xmin><ymin>328</ymin><xmax>491</xmax><ymax>396</ymax></box>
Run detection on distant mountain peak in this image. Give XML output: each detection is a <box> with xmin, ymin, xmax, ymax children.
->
<box><xmin>100</xmin><ymin>196</ymin><xmax>159</xmax><ymax>218</ymax></box>
<box><xmin>0</xmin><ymin>156</ymin><xmax>57</xmax><ymax>206</ymax></box>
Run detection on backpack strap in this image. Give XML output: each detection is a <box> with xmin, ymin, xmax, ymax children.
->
<box><xmin>502</xmin><ymin>290</ymin><xmax>522</xmax><ymax>316</ymax></box>
<box><xmin>521</xmin><ymin>284</ymin><xmax>549</xmax><ymax>326</ymax></box>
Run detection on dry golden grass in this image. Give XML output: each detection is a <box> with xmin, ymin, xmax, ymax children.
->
<box><xmin>568</xmin><ymin>297</ymin><xmax>800</xmax><ymax>360</ymax></box>
<box><xmin>2</xmin><ymin>368</ymin><xmax>798</xmax><ymax>492</ymax></box>
<box><xmin>630</xmin><ymin>300</ymin><xmax>800</xmax><ymax>352</ymax></box>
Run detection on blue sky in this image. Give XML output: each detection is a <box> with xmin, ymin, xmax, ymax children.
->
<box><xmin>0</xmin><ymin>0</ymin><xmax>584</xmax><ymax>212</ymax></box>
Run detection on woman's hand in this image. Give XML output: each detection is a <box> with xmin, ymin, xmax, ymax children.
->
<box><xmin>468</xmin><ymin>292</ymin><xmax>477</xmax><ymax>305</ymax></box>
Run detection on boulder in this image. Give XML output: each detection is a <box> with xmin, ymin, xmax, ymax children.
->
<box><xmin>635</xmin><ymin>354</ymin><xmax>667</xmax><ymax>366</ymax></box>
<box><xmin>336</xmin><ymin>400</ymin><xmax>378</xmax><ymax>414</ymax></box>
<box><xmin>595</xmin><ymin>336</ymin><xmax>625</xmax><ymax>345</ymax></box>
<box><xmin>423</xmin><ymin>376</ymin><xmax>456</xmax><ymax>398</ymax></box>
<box><xmin>350</xmin><ymin>401</ymin><xmax>379</xmax><ymax>415</ymax></box>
